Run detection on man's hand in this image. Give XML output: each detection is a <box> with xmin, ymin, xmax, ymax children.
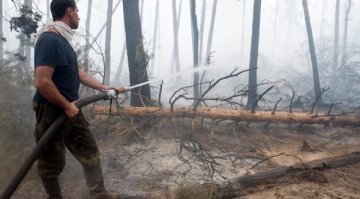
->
<box><xmin>103</xmin><ymin>86</ymin><xmax>126</xmax><ymax>94</ymax></box>
<box><xmin>116</xmin><ymin>87</ymin><xmax>126</xmax><ymax>94</ymax></box>
<box><xmin>64</xmin><ymin>101</ymin><xmax>79</xmax><ymax>120</ymax></box>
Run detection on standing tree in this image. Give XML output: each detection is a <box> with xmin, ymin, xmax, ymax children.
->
<box><xmin>113</xmin><ymin>44</ymin><xmax>127</xmax><ymax>85</ymax></box>
<box><xmin>246</xmin><ymin>0</ymin><xmax>262</xmax><ymax>109</ymax></box>
<box><xmin>111</xmin><ymin>1</ymin><xmax>128</xmax><ymax>85</ymax></box>
<box><xmin>205</xmin><ymin>0</ymin><xmax>217</xmax><ymax>65</ymax></box>
<box><xmin>302</xmin><ymin>0</ymin><xmax>323</xmax><ymax>104</ymax></box>
<box><xmin>79</xmin><ymin>0</ymin><xmax>121</xmax><ymax>64</ymax></box>
<box><xmin>190</xmin><ymin>0</ymin><xmax>200</xmax><ymax>102</ymax></box>
<box><xmin>171</xmin><ymin>0</ymin><xmax>182</xmax><ymax>78</ymax></box>
<box><xmin>84</xmin><ymin>0</ymin><xmax>92</xmax><ymax>71</ymax></box>
<box><xmin>150</xmin><ymin>0</ymin><xmax>160</xmax><ymax>74</ymax></box>
<box><xmin>198</xmin><ymin>0</ymin><xmax>206</xmax><ymax>64</ymax></box>
<box><xmin>123</xmin><ymin>0</ymin><xmax>151</xmax><ymax>106</ymax></box>
<box><xmin>140</xmin><ymin>0</ymin><xmax>144</xmax><ymax>21</ymax></box>
<box><xmin>0</xmin><ymin>0</ymin><xmax>3</xmax><ymax>63</ymax></box>
<box><xmin>46</xmin><ymin>0</ymin><xmax>50</xmax><ymax>18</ymax></box>
<box><xmin>330</xmin><ymin>0</ymin><xmax>340</xmax><ymax>94</ymax></box>
<box><xmin>24</xmin><ymin>0</ymin><xmax>32</xmax><ymax>73</ymax></box>
<box><xmin>342</xmin><ymin>0</ymin><xmax>352</xmax><ymax>65</ymax></box>
<box><xmin>104</xmin><ymin>0</ymin><xmax>114</xmax><ymax>85</ymax></box>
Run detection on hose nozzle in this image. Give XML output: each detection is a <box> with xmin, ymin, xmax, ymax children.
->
<box><xmin>104</xmin><ymin>89</ymin><xmax>118</xmax><ymax>99</ymax></box>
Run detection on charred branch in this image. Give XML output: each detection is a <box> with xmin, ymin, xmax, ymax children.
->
<box><xmin>193</xmin><ymin>68</ymin><xmax>250</xmax><ymax>111</ymax></box>
<box><xmin>251</xmin><ymin>85</ymin><xmax>274</xmax><ymax>113</ymax></box>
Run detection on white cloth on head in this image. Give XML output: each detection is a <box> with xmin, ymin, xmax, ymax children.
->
<box><xmin>35</xmin><ymin>19</ymin><xmax>75</xmax><ymax>49</ymax></box>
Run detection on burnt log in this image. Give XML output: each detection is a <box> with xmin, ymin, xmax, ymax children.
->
<box><xmin>232</xmin><ymin>152</ymin><xmax>360</xmax><ymax>187</ymax></box>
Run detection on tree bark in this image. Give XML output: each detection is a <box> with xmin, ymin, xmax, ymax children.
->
<box><xmin>150</xmin><ymin>0</ymin><xmax>160</xmax><ymax>75</ymax></box>
<box><xmin>46</xmin><ymin>0</ymin><xmax>50</xmax><ymax>18</ymax></box>
<box><xmin>104</xmin><ymin>0</ymin><xmax>113</xmax><ymax>85</ymax></box>
<box><xmin>302</xmin><ymin>0</ymin><xmax>323</xmax><ymax>104</ymax></box>
<box><xmin>230</xmin><ymin>152</ymin><xmax>360</xmax><ymax>188</ymax></box>
<box><xmin>24</xmin><ymin>0</ymin><xmax>32</xmax><ymax>73</ymax></box>
<box><xmin>0</xmin><ymin>0</ymin><xmax>3</xmax><ymax>63</ymax></box>
<box><xmin>171</xmin><ymin>0</ymin><xmax>182</xmax><ymax>78</ymax></box>
<box><xmin>83</xmin><ymin>0</ymin><xmax>121</xmax><ymax>61</ymax></box>
<box><xmin>198</xmin><ymin>0</ymin><xmax>206</xmax><ymax>64</ymax></box>
<box><xmin>342</xmin><ymin>0</ymin><xmax>352</xmax><ymax>65</ymax></box>
<box><xmin>93</xmin><ymin>106</ymin><xmax>360</xmax><ymax>126</ymax></box>
<box><xmin>123</xmin><ymin>0</ymin><xmax>151</xmax><ymax>106</ymax></box>
<box><xmin>113</xmin><ymin>43</ymin><xmax>127</xmax><ymax>85</ymax></box>
<box><xmin>140</xmin><ymin>0</ymin><xmax>144</xmax><ymax>21</ymax></box>
<box><xmin>330</xmin><ymin>0</ymin><xmax>340</xmax><ymax>95</ymax></box>
<box><xmin>205</xmin><ymin>0</ymin><xmax>217</xmax><ymax>65</ymax></box>
<box><xmin>190</xmin><ymin>0</ymin><xmax>200</xmax><ymax>102</ymax></box>
<box><xmin>246</xmin><ymin>0</ymin><xmax>262</xmax><ymax>110</ymax></box>
<box><xmin>84</xmin><ymin>0</ymin><xmax>92</xmax><ymax>71</ymax></box>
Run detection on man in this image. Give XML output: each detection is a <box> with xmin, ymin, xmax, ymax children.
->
<box><xmin>33</xmin><ymin>0</ymin><xmax>125</xmax><ymax>198</ymax></box>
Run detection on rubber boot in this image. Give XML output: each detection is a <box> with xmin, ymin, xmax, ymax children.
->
<box><xmin>83</xmin><ymin>164</ymin><xmax>119</xmax><ymax>199</ymax></box>
<box><xmin>41</xmin><ymin>177</ymin><xmax>63</xmax><ymax>199</ymax></box>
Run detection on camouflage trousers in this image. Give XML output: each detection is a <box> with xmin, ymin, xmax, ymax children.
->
<box><xmin>33</xmin><ymin>102</ymin><xmax>100</xmax><ymax>179</ymax></box>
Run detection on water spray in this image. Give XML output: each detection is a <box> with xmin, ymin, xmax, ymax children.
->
<box><xmin>124</xmin><ymin>79</ymin><xmax>161</xmax><ymax>91</ymax></box>
<box><xmin>123</xmin><ymin>64</ymin><xmax>218</xmax><ymax>91</ymax></box>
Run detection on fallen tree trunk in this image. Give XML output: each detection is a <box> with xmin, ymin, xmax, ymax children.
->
<box><xmin>93</xmin><ymin>106</ymin><xmax>360</xmax><ymax>126</ymax></box>
<box><xmin>219</xmin><ymin>152</ymin><xmax>360</xmax><ymax>198</ymax></box>
<box><xmin>232</xmin><ymin>151</ymin><xmax>360</xmax><ymax>187</ymax></box>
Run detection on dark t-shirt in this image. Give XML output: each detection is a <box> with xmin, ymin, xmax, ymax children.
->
<box><xmin>33</xmin><ymin>32</ymin><xmax>80</xmax><ymax>104</ymax></box>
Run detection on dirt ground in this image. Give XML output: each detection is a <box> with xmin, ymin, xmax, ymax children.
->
<box><xmin>3</xmin><ymin>114</ymin><xmax>360</xmax><ymax>199</ymax></box>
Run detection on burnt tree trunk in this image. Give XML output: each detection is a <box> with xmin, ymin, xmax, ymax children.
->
<box><xmin>247</xmin><ymin>0</ymin><xmax>262</xmax><ymax>110</ymax></box>
<box><xmin>205</xmin><ymin>0</ymin><xmax>217</xmax><ymax>65</ymax></box>
<box><xmin>198</xmin><ymin>0</ymin><xmax>206</xmax><ymax>64</ymax></box>
<box><xmin>87</xmin><ymin>0</ymin><xmax>121</xmax><ymax>56</ymax></box>
<box><xmin>342</xmin><ymin>0</ymin><xmax>352</xmax><ymax>65</ymax></box>
<box><xmin>150</xmin><ymin>0</ymin><xmax>160</xmax><ymax>74</ymax></box>
<box><xmin>84</xmin><ymin>0</ymin><xmax>92</xmax><ymax>71</ymax></box>
<box><xmin>190</xmin><ymin>0</ymin><xmax>200</xmax><ymax>102</ymax></box>
<box><xmin>0</xmin><ymin>0</ymin><xmax>3</xmax><ymax>63</ymax></box>
<box><xmin>302</xmin><ymin>0</ymin><xmax>323</xmax><ymax>104</ymax></box>
<box><xmin>113</xmin><ymin>44</ymin><xmax>127</xmax><ymax>85</ymax></box>
<box><xmin>171</xmin><ymin>0</ymin><xmax>182</xmax><ymax>79</ymax></box>
<box><xmin>123</xmin><ymin>0</ymin><xmax>152</xmax><ymax>106</ymax></box>
<box><xmin>104</xmin><ymin>0</ymin><xmax>113</xmax><ymax>85</ymax></box>
<box><xmin>229</xmin><ymin>152</ymin><xmax>360</xmax><ymax>188</ymax></box>
<box><xmin>24</xmin><ymin>0</ymin><xmax>32</xmax><ymax>73</ymax></box>
<box><xmin>46</xmin><ymin>0</ymin><xmax>50</xmax><ymax>18</ymax></box>
<box><xmin>330</xmin><ymin>0</ymin><xmax>340</xmax><ymax>95</ymax></box>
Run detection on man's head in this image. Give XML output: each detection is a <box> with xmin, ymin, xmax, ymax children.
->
<box><xmin>50</xmin><ymin>0</ymin><xmax>80</xmax><ymax>29</ymax></box>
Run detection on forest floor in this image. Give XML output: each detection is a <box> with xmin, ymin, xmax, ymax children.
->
<box><xmin>2</xmin><ymin>111</ymin><xmax>360</xmax><ymax>199</ymax></box>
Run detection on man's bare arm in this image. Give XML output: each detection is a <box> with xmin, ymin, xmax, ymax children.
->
<box><xmin>35</xmin><ymin>66</ymin><xmax>79</xmax><ymax>118</ymax></box>
<box><xmin>79</xmin><ymin>70</ymin><xmax>110</xmax><ymax>90</ymax></box>
<box><xmin>79</xmin><ymin>70</ymin><xmax>126</xmax><ymax>93</ymax></box>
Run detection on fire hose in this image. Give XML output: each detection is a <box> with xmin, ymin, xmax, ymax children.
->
<box><xmin>0</xmin><ymin>89</ymin><xmax>119</xmax><ymax>199</ymax></box>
